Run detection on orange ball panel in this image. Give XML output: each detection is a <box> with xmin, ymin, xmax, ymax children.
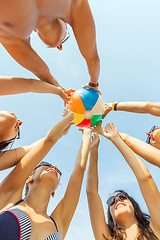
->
<box><xmin>65</xmin><ymin>91</ymin><xmax>86</xmax><ymax>114</ymax></box>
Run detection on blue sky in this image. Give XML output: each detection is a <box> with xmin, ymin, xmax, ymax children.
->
<box><xmin>0</xmin><ymin>0</ymin><xmax>160</xmax><ymax>239</ymax></box>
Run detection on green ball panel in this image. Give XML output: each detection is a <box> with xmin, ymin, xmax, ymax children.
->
<box><xmin>90</xmin><ymin>114</ymin><xmax>104</xmax><ymax>127</ymax></box>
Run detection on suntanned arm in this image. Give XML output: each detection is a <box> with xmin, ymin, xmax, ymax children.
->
<box><xmin>52</xmin><ymin>128</ymin><xmax>92</xmax><ymax>239</ymax></box>
<box><xmin>0</xmin><ymin>35</ymin><xmax>61</xmax><ymax>87</ymax></box>
<box><xmin>0</xmin><ymin>110</ymin><xmax>74</xmax><ymax>210</ymax></box>
<box><xmin>71</xmin><ymin>0</ymin><xmax>100</xmax><ymax>88</ymax></box>
<box><xmin>0</xmin><ymin>76</ymin><xmax>68</xmax><ymax>100</ymax></box>
<box><xmin>104</xmin><ymin>102</ymin><xmax>160</xmax><ymax>117</ymax></box>
<box><xmin>0</xmin><ymin>139</ymin><xmax>44</xmax><ymax>171</ymax></box>
<box><xmin>120</xmin><ymin>133</ymin><xmax>160</xmax><ymax>168</ymax></box>
<box><xmin>104</xmin><ymin>123</ymin><xmax>160</xmax><ymax>239</ymax></box>
<box><xmin>86</xmin><ymin>133</ymin><xmax>111</xmax><ymax>240</ymax></box>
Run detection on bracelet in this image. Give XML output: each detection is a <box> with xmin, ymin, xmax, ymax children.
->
<box><xmin>88</xmin><ymin>82</ymin><xmax>99</xmax><ymax>87</ymax></box>
<box><xmin>112</xmin><ymin>102</ymin><xmax>119</xmax><ymax>111</ymax></box>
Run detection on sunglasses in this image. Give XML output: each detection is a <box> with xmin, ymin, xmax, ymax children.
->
<box><xmin>146</xmin><ymin>126</ymin><xmax>158</xmax><ymax>144</ymax></box>
<box><xmin>47</xmin><ymin>24</ymin><xmax>70</xmax><ymax>48</ymax></box>
<box><xmin>107</xmin><ymin>192</ymin><xmax>128</xmax><ymax>206</ymax></box>
<box><xmin>61</xmin><ymin>25</ymin><xmax>70</xmax><ymax>44</ymax></box>
<box><xmin>35</xmin><ymin>161</ymin><xmax>62</xmax><ymax>176</ymax></box>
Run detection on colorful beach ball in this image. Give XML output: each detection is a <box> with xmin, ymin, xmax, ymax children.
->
<box><xmin>65</xmin><ymin>88</ymin><xmax>105</xmax><ymax>128</ymax></box>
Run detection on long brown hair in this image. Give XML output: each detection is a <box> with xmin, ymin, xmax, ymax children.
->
<box><xmin>105</xmin><ymin>190</ymin><xmax>158</xmax><ymax>240</ymax></box>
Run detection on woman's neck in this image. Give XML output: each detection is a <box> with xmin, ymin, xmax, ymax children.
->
<box><xmin>24</xmin><ymin>185</ymin><xmax>52</xmax><ymax>215</ymax></box>
<box><xmin>117</xmin><ymin>217</ymin><xmax>139</xmax><ymax>239</ymax></box>
<box><xmin>125</xmin><ymin>223</ymin><xmax>139</xmax><ymax>240</ymax></box>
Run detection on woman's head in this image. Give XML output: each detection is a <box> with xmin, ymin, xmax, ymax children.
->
<box><xmin>107</xmin><ymin>190</ymin><xmax>136</xmax><ymax>227</ymax></box>
<box><xmin>25</xmin><ymin>161</ymin><xmax>62</xmax><ymax>197</ymax></box>
<box><xmin>37</xmin><ymin>19</ymin><xmax>69</xmax><ymax>50</ymax></box>
<box><xmin>106</xmin><ymin>190</ymin><xmax>158</xmax><ymax>239</ymax></box>
<box><xmin>0</xmin><ymin>111</ymin><xmax>22</xmax><ymax>151</ymax></box>
<box><xmin>146</xmin><ymin>126</ymin><xmax>160</xmax><ymax>149</ymax></box>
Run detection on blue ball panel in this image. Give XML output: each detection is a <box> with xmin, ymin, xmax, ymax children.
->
<box><xmin>78</xmin><ymin>88</ymin><xmax>99</xmax><ymax>111</ymax></box>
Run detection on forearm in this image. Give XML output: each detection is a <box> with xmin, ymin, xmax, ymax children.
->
<box><xmin>71</xmin><ymin>0</ymin><xmax>100</xmax><ymax>85</ymax></box>
<box><xmin>74</xmin><ymin>130</ymin><xmax>91</xmax><ymax>170</ymax></box>
<box><xmin>0</xmin><ymin>146</ymin><xmax>32</xmax><ymax>171</ymax></box>
<box><xmin>112</xmin><ymin>136</ymin><xmax>151</xmax><ymax>181</ymax></box>
<box><xmin>120</xmin><ymin>133</ymin><xmax>160</xmax><ymax>167</ymax></box>
<box><xmin>0</xmin><ymin>77</ymin><xmax>62</xmax><ymax>96</ymax></box>
<box><xmin>110</xmin><ymin>101</ymin><xmax>160</xmax><ymax>116</ymax></box>
<box><xmin>86</xmin><ymin>148</ymin><xmax>99</xmax><ymax>194</ymax></box>
<box><xmin>1</xmin><ymin>39</ymin><xmax>60</xmax><ymax>87</ymax></box>
<box><xmin>46</xmin><ymin>112</ymin><xmax>74</xmax><ymax>143</ymax></box>
<box><xmin>87</xmin><ymin>55</ymin><xmax>100</xmax><ymax>84</ymax></box>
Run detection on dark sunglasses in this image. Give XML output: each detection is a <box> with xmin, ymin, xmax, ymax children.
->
<box><xmin>107</xmin><ymin>192</ymin><xmax>128</xmax><ymax>206</ymax></box>
<box><xmin>146</xmin><ymin>126</ymin><xmax>158</xmax><ymax>144</ymax></box>
<box><xmin>35</xmin><ymin>161</ymin><xmax>62</xmax><ymax>176</ymax></box>
<box><xmin>0</xmin><ymin>127</ymin><xmax>20</xmax><ymax>147</ymax></box>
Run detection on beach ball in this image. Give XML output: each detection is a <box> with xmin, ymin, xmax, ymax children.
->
<box><xmin>65</xmin><ymin>88</ymin><xmax>105</xmax><ymax>128</ymax></box>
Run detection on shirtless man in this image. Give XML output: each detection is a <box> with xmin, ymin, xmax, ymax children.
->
<box><xmin>0</xmin><ymin>0</ymin><xmax>100</xmax><ymax>91</ymax></box>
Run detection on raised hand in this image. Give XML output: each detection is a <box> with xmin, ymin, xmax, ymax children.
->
<box><xmin>104</xmin><ymin>123</ymin><xmax>119</xmax><ymax>140</ymax></box>
<box><xmin>62</xmin><ymin>108</ymin><xmax>74</xmax><ymax>118</ymax></box>
<box><xmin>102</xmin><ymin>103</ymin><xmax>112</xmax><ymax>119</ymax></box>
<box><xmin>90</xmin><ymin>133</ymin><xmax>100</xmax><ymax>151</ymax></box>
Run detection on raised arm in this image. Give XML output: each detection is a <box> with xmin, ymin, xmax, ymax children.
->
<box><xmin>0</xmin><ymin>110</ymin><xmax>74</xmax><ymax>209</ymax></box>
<box><xmin>0</xmin><ymin>139</ymin><xmax>44</xmax><ymax>171</ymax></box>
<box><xmin>104</xmin><ymin>123</ymin><xmax>160</xmax><ymax>238</ymax></box>
<box><xmin>0</xmin><ymin>76</ymin><xmax>68</xmax><ymax>101</ymax></box>
<box><xmin>52</xmin><ymin>128</ymin><xmax>91</xmax><ymax>239</ymax></box>
<box><xmin>120</xmin><ymin>133</ymin><xmax>160</xmax><ymax>168</ymax></box>
<box><xmin>71</xmin><ymin>0</ymin><xmax>100</xmax><ymax>89</ymax></box>
<box><xmin>86</xmin><ymin>133</ymin><xmax>111</xmax><ymax>240</ymax></box>
<box><xmin>103</xmin><ymin>102</ymin><xmax>160</xmax><ymax>118</ymax></box>
<box><xmin>0</xmin><ymin>35</ymin><xmax>61</xmax><ymax>87</ymax></box>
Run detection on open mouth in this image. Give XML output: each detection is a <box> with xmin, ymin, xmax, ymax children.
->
<box><xmin>115</xmin><ymin>202</ymin><xmax>126</xmax><ymax>209</ymax></box>
<box><xmin>47</xmin><ymin>168</ymin><xmax>58</xmax><ymax>176</ymax></box>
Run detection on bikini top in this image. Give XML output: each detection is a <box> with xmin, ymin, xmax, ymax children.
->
<box><xmin>0</xmin><ymin>200</ymin><xmax>62</xmax><ymax>240</ymax></box>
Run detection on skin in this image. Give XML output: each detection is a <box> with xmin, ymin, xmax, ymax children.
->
<box><xmin>87</xmin><ymin>126</ymin><xmax>160</xmax><ymax>239</ymax></box>
<box><xmin>102</xmin><ymin>101</ymin><xmax>160</xmax><ymax>163</ymax></box>
<box><xmin>0</xmin><ymin>123</ymin><xmax>91</xmax><ymax>239</ymax></box>
<box><xmin>146</xmin><ymin>127</ymin><xmax>160</xmax><ymax>149</ymax></box>
<box><xmin>0</xmin><ymin>76</ymin><xmax>73</xmax><ymax>101</ymax></box>
<box><xmin>0</xmin><ymin>108</ymin><xmax>73</xmax><ymax>171</ymax></box>
<box><xmin>103</xmin><ymin>102</ymin><xmax>160</xmax><ymax>118</ymax></box>
<box><xmin>0</xmin><ymin>111</ymin><xmax>22</xmax><ymax>142</ymax></box>
<box><xmin>109</xmin><ymin>192</ymin><xmax>138</xmax><ymax>234</ymax></box>
<box><xmin>119</xmin><ymin>132</ymin><xmax>160</xmax><ymax>167</ymax></box>
<box><xmin>0</xmin><ymin>0</ymin><xmax>100</xmax><ymax>90</ymax></box>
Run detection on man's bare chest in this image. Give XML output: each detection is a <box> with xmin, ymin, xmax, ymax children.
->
<box><xmin>0</xmin><ymin>0</ymin><xmax>38</xmax><ymax>38</ymax></box>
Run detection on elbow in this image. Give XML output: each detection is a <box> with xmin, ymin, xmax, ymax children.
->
<box><xmin>44</xmin><ymin>135</ymin><xmax>57</xmax><ymax>146</ymax></box>
<box><xmin>89</xmin><ymin>54</ymin><xmax>100</xmax><ymax>66</ymax></box>
<box><xmin>139</xmin><ymin>170</ymin><xmax>152</xmax><ymax>182</ymax></box>
<box><xmin>27</xmin><ymin>78</ymin><xmax>35</xmax><ymax>92</ymax></box>
<box><xmin>145</xmin><ymin>101</ymin><xmax>152</xmax><ymax>112</ymax></box>
<box><xmin>86</xmin><ymin>189</ymin><xmax>98</xmax><ymax>201</ymax></box>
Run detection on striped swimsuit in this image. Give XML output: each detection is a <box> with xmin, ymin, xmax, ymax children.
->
<box><xmin>0</xmin><ymin>200</ymin><xmax>62</xmax><ymax>240</ymax></box>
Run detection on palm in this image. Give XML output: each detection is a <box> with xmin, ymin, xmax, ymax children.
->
<box><xmin>105</xmin><ymin>123</ymin><xmax>119</xmax><ymax>139</ymax></box>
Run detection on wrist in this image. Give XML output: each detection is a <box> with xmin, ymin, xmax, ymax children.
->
<box><xmin>111</xmin><ymin>102</ymin><xmax>119</xmax><ymax>111</ymax></box>
<box><xmin>110</xmin><ymin>135</ymin><xmax>121</xmax><ymax>143</ymax></box>
<box><xmin>90</xmin><ymin>147</ymin><xmax>98</xmax><ymax>153</ymax></box>
<box><xmin>88</xmin><ymin>81</ymin><xmax>99</xmax><ymax>88</ymax></box>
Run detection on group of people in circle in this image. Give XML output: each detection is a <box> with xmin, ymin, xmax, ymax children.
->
<box><xmin>0</xmin><ymin>0</ymin><xmax>160</xmax><ymax>239</ymax></box>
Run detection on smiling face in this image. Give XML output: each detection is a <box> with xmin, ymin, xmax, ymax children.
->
<box><xmin>108</xmin><ymin>191</ymin><xmax>135</xmax><ymax>225</ymax></box>
<box><xmin>0</xmin><ymin>111</ymin><xmax>22</xmax><ymax>142</ymax></box>
<box><xmin>30</xmin><ymin>165</ymin><xmax>61</xmax><ymax>194</ymax></box>
<box><xmin>146</xmin><ymin>128</ymin><xmax>160</xmax><ymax>149</ymax></box>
